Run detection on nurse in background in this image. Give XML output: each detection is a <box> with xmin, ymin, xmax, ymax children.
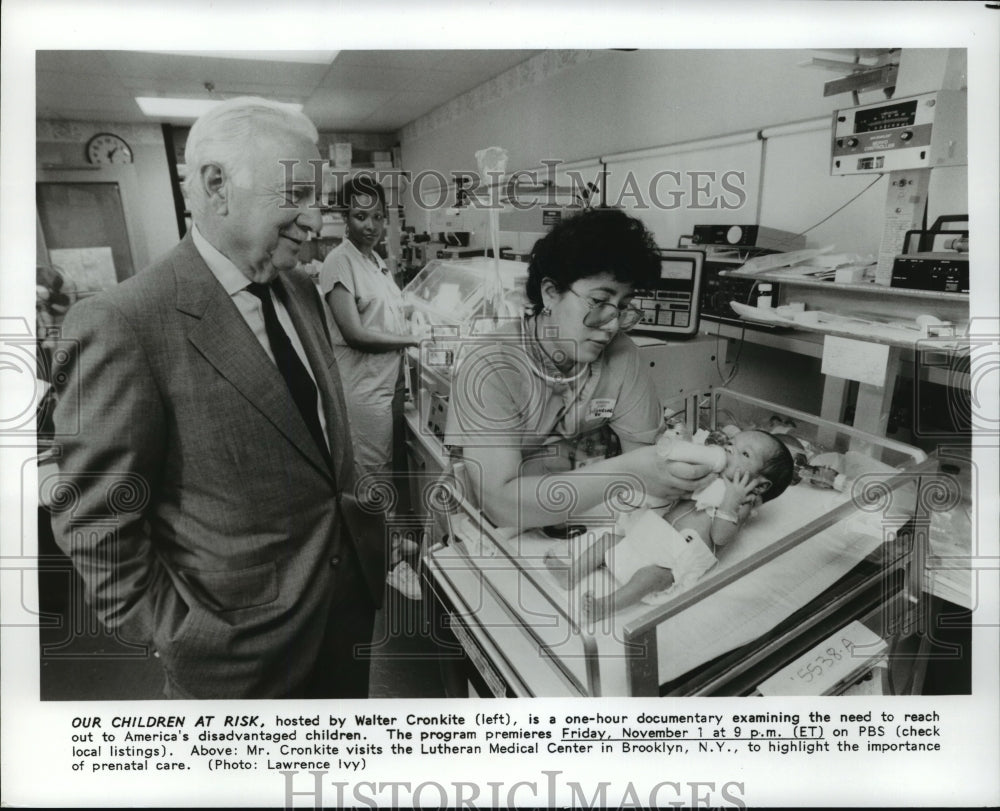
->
<box><xmin>320</xmin><ymin>176</ymin><xmax>421</xmax><ymax>598</ymax></box>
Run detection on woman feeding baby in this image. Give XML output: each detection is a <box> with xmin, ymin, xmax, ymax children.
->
<box><xmin>546</xmin><ymin>429</ymin><xmax>795</xmax><ymax>619</ymax></box>
<box><xmin>443</xmin><ymin>208</ymin><xmax>713</xmax><ymax>529</ymax></box>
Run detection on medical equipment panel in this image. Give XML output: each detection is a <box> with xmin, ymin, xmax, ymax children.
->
<box><xmin>699</xmin><ymin>253</ymin><xmax>784</xmax><ymax>328</ymax></box>
<box><xmin>691</xmin><ymin>224</ymin><xmax>804</xmax><ymax>252</ymax></box>
<box><xmin>891</xmin><ymin>214</ymin><xmax>970</xmax><ymax>293</ymax></box>
<box><xmin>831</xmin><ymin>90</ymin><xmax>967</xmax><ymax>175</ymax></box>
<box><xmin>631</xmin><ymin>249</ymin><xmax>704</xmax><ymax>338</ymax></box>
<box><xmin>891</xmin><ymin>253</ymin><xmax>969</xmax><ymax>294</ymax></box>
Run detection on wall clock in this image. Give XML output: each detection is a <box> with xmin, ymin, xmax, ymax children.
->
<box><xmin>85</xmin><ymin>132</ymin><xmax>134</xmax><ymax>165</ymax></box>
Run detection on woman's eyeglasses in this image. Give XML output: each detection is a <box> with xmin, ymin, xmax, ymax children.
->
<box><xmin>565</xmin><ymin>288</ymin><xmax>644</xmax><ymax>331</ymax></box>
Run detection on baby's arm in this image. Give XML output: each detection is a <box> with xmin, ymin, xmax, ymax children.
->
<box><xmin>704</xmin><ymin>471</ymin><xmax>763</xmax><ymax>547</ymax></box>
<box><xmin>669</xmin><ymin>472</ymin><xmax>763</xmax><ymax>548</ymax></box>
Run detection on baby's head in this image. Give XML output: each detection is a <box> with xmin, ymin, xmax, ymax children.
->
<box><xmin>722</xmin><ymin>430</ymin><xmax>795</xmax><ymax>503</ymax></box>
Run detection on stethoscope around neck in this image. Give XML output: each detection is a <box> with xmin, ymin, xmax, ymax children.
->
<box><xmin>523</xmin><ymin>313</ymin><xmax>590</xmax><ymax>387</ymax></box>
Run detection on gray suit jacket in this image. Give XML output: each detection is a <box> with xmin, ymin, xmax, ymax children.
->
<box><xmin>50</xmin><ymin>235</ymin><xmax>385</xmax><ymax>698</ymax></box>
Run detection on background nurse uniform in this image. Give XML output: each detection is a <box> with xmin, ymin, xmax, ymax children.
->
<box><xmin>320</xmin><ymin>176</ymin><xmax>421</xmax><ymax>598</ymax></box>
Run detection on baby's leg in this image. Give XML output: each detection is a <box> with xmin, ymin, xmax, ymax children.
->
<box><xmin>583</xmin><ymin>565</ymin><xmax>675</xmax><ymax>621</ymax></box>
<box><xmin>545</xmin><ymin>532</ymin><xmax>617</xmax><ymax>589</ymax></box>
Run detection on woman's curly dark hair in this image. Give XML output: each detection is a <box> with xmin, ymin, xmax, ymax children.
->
<box><xmin>525</xmin><ymin>207</ymin><xmax>661</xmax><ymax>313</ymax></box>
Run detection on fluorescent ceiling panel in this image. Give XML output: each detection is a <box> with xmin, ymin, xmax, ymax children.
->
<box><xmin>151</xmin><ymin>51</ymin><xmax>338</xmax><ymax>64</ymax></box>
<box><xmin>135</xmin><ymin>97</ymin><xmax>303</xmax><ymax>118</ymax></box>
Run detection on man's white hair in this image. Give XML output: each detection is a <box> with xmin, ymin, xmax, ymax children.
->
<box><xmin>183</xmin><ymin>96</ymin><xmax>319</xmax><ymax>218</ymax></box>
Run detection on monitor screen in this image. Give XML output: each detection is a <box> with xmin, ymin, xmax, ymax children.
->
<box><xmin>661</xmin><ymin>256</ymin><xmax>696</xmax><ymax>281</ymax></box>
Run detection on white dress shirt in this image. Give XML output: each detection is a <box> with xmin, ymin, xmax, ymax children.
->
<box><xmin>192</xmin><ymin>225</ymin><xmax>329</xmax><ymax>444</ymax></box>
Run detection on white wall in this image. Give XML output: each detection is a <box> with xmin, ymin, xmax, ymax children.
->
<box><xmin>400</xmin><ymin>49</ymin><xmax>968</xmax><ymax>257</ymax></box>
<box><xmin>402</xmin><ymin>50</ymin><xmax>847</xmax><ymax>179</ymax></box>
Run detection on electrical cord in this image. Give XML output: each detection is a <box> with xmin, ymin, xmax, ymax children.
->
<box><xmin>713</xmin><ymin>322</ymin><xmax>747</xmax><ymax>387</ymax></box>
<box><xmin>771</xmin><ymin>174</ymin><xmax>886</xmax><ymax>250</ymax></box>
<box><xmin>714</xmin><ymin>175</ymin><xmax>884</xmax><ymax>383</ymax></box>
<box><xmin>717</xmin><ymin>176</ymin><xmax>884</xmax><ymax>378</ymax></box>
<box><xmin>709</xmin><ymin>176</ymin><xmax>887</xmax><ymax>386</ymax></box>
<box><xmin>719</xmin><ymin>324</ymin><xmax>747</xmax><ymax>387</ymax></box>
<box><xmin>714</xmin><ymin>328</ymin><xmax>731</xmax><ymax>382</ymax></box>
<box><xmin>715</xmin><ymin>278</ymin><xmax>761</xmax><ymax>386</ymax></box>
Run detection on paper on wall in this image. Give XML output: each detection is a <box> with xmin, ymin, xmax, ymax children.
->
<box><xmin>821</xmin><ymin>335</ymin><xmax>890</xmax><ymax>386</ymax></box>
<box><xmin>48</xmin><ymin>247</ymin><xmax>117</xmax><ymax>292</ymax></box>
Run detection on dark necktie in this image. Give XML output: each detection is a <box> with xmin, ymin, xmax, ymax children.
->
<box><xmin>246</xmin><ymin>280</ymin><xmax>329</xmax><ymax>463</ymax></box>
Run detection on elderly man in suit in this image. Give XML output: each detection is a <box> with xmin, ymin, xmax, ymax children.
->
<box><xmin>50</xmin><ymin>98</ymin><xmax>384</xmax><ymax>699</ymax></box>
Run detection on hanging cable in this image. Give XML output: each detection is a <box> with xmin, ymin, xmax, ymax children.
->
<box><xmin>714</xmin><ymin>278</ymin><xmax>764</xmax><ymax>387</ymax></box>
<box><xmin>714</xmin><ymin>329</ymin><xmax>730</xmax><ymax>382</ymax></box>
<box><xmin>771</xmin><ymin>174</ymin><xmax>885</xmax><ymax>250</ymax></box>
<box><xmin>714</xmin><ymin>321</ymin><xmax>748</xmax><ymax>387</ymax></box>
<box><xmin>719</xmin><ymin>322</ymin><xmax>748</xmax><ymax>387</ymax></box>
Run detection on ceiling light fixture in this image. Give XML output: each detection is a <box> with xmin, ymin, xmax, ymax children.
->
<box><xmin>148</xmin><ymin>50</ymin><xmax>339</xmax><ymax>65</ymax></box>
<box><xmin>135</xmin><ymin>96</ymin><xmax>304</xmax><ymax>119</ymax></box>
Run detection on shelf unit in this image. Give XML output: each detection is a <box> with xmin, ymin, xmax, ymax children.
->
<box><xmin>722</xmin><ymin>269</ymin><xmax>968</xmax><ymax>300</ymax></box>
<box><xmin>721</xmin><ymin>268</ymin><xmax>970</xmax><ymax>337</ymax></box>
<box><xmin>703</xmin><ymin>270</ymin><xmax>971</xmax><ymax>444</ymax></box>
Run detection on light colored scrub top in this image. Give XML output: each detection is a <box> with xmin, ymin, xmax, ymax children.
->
<box><xmin>444</xmin><ymin>316</ymin><xmax>661</xmax><ymax>476</ymax></box>
<box><xmin>319</xmin><ymin>239</ymin><xmax>407</xmax><ymax>476</ymax></box>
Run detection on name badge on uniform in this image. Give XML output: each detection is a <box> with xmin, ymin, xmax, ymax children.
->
<box><xmin>588</xmin><ymin>398</ymin><xmax>616</xmax><ymax>420</ymax></box>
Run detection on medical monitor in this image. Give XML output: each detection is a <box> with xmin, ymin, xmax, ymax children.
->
<box><xmin>631</xmin><ymin>248</ymin><xmax>704</xmax><ymax>339</ymax></box>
